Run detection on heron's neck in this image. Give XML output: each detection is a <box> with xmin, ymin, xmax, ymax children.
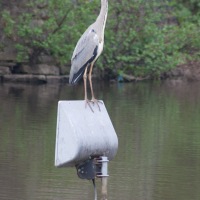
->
<box><xmin>95</xmin><ymin>0</ymin><xmax>108</xmax><ymax>40</ymax></box>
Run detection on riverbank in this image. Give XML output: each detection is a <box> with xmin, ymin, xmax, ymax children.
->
<box><xmin>1</xmin><ymin>0</ymin><xmax>199</xmax><ymax>85</ymax></box>
<box><xmin>0</xmin><ymin>61</ymin><xmax>200</xmax><ymax>84</ymax></box>
<box><xmin>164</xmin><ymin>61</ymin><xmax>200</xmax><ymax>81</ymax></box>
<box><xmin>0</xmin><ymin>51</ymin><xmax>70</xmax><ymax>84</ymax></box>
<box><xmin>0</xmin><ymin>48</ymin><xmax>199</xmax><ymax>84</ymax></box>
<box><xmin>0</xmin><ymin>74</ymin><xmax>68</xmax><ymax>84</ymax></box>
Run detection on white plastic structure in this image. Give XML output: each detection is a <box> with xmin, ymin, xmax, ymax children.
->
<box><xmin>55</xmin><ymin>100</ymin><xmax>118</xmax><ymax>167</ymax></box>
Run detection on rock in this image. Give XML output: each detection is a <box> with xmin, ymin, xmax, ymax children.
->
<box><xmin>39</xmin><ymin>55</ymin><xmax>55</xmax><ymax>64</ymax></box>
<box><xmin>31</xmin><ymin>75</ymin><xmax>47</xmax><ymax>83</ymax></box>
<box><xmin>20</xmin><ymin>64</ymin><xmax>60</xmax><ymax>75</ymax></box>
<box><xmin>0</xmin><ymin>66</ymin><xmax>11</xmax><ymax>74</ymax></box>
<box><xmin>60</xmin><ymin>65</ymin><xmax>70</xmax><ymax>75</ymax></box>
<box><xmin>37</xmin><ymin>64</ymin><xmax>60</xmax><ymax>75</ymax></box>
<box><xmin>120</xmin><ymin>73</ymin><xmax>136</xmax><ymax>82</ymax></box>
<box><xmin>120</xmin><ymin>73</ymin><xmax>148</xmax><ymax>82</ymax></box>
<box><xmin>1</xmin><ymin>74</ymin><xmax>69</xmax><ymax>84</ymax></box>
<box><xmin>169</xmin><ymin>68</ymin><xmax>183</xmax><ymax>77</ymax></box>
<box><xmin>0</xmin><ymin>62</ymin><xmax>16</xmax><ymax>67</ymax></box>
<box><xmin>0</xmin><ymin>52</ymin><xmax>17</xmax><ymax>61</ymax></box>
<box><xmin>2</xmin><ymin>74</ymin><xmax>47</xmax><ymax>84</ymax></box>
<box><xmin>175</xmin><ymin>61</ymin><xmax>200</xmax><ymax>81</ymax></box>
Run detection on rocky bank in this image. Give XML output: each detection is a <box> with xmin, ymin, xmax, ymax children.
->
<box><xmin>0</xmin><ymin>52</ymin><xmax>69</xmax><ymax>84</ymax></box>
<box><xmin>164</xmin><ymin>61</ymin><xmax>200</xmax><ymax>81</ymax></box>
<box><xmin>0</xmin><ymin>1</ymin><xmax>199</xmax><ymax>84</ymax></box>
<box><xmin>0</xmin><ymin>51</ymin><xmax>200</xmax><ymax>84</ymax></box>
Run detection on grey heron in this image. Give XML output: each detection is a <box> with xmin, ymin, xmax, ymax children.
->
<box><xmin>69</xmin><ymin>0</ymin><xmax>108</xmax><ymax>112</ymax></box>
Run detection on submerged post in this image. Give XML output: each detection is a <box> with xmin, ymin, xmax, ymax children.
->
<box><xmin>96</xmin><ymin>156</ymin><xmax>109</xmax><ymax>200</ymax></box>
<box><xmin>101</xmin><ymin>177</ymin><xmax>108</xmax><ymax>200</ymax></box>
<box><xmin>55</xmin><ymin>100</ymin><xmax>118</xmax><ymax>199</ymax></box>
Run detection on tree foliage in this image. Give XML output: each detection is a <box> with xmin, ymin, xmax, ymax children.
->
<box><xmin>1</xmin><ymin>0</ymin><xmax>200</xmax><ymax>78</ymax></box>
<box><xmin>101</xmin><ymin>0</ymin><xmax>200</xmax><ymax>78</ymax></box>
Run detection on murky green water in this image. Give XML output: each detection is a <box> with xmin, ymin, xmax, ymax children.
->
<box><xmin>0</xmin><ymin>80</ymin><xmax>200</xmax><ymax>200</ymax></box>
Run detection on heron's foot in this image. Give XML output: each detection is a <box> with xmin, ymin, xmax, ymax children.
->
<box><xmin>90</xmin><ymin>98</ymin><xmax>103</xmax><ymax>111</ymax></box>
<box><xmin>85</xmin><ymin>99</ymin><xmax>94</xmax><ymax>113</ymax></box>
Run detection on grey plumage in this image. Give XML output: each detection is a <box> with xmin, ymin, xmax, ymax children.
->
<box><xmin>69</xmin><ymin>29</ymin><xmax>99</xmax><ymax>84</ymax></box>
<box><xmin>69</xmin><ymin>0</ymin><xmax>108</xmax><ymax>85</ymax></box>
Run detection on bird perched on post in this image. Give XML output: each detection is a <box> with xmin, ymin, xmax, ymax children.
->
<box><xmin>69</xmin><ymin>0</ymin><xmax>108</xmax><ymax>112</ymax></box>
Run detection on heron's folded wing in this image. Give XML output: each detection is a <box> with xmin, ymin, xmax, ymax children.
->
<box><xmin>71</xmin><ymin>28</ymin><xmax>99</xmax><ymax>62</ymax></box>
<box><xmin>69</xmin><ymin>28</ymin><xmax>99</xmax><ymax>84</ymax></box>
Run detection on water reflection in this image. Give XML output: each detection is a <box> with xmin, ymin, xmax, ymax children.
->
<box><xmin>0</xmin><ymin>80</ymin><xmax>200</xmax><ymax>200</ymax></box>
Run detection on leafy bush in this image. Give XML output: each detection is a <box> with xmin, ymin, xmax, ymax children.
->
<box><xmin>99</xmin><ymin>0</ymin><xmax>200</xmax><ymax>78</ymax></box>
<box><xmin>1</xmin><ymin>0</ymin><xmax>91</xmax><ymax>64</ymax></box>
<box><xmin>1</xmin><ymin>0</ymin><xmax>199</xmax><ymax>78</ymax></box>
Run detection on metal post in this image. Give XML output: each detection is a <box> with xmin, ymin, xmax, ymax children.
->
<box><xmin>96</xmin><ymin>156</ymin><xmax>109</xmax><ymax>200</ymax></box>
<box><xmin>101</xmin><ymin>177</ymin><xmax>108</xmax><ymax>200</ymax></box>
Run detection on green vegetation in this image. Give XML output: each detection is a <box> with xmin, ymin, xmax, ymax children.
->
<box><xmin>1</xmin><ymin>0</ymin><xmax>199</xmax><ymax>78</ymax></box>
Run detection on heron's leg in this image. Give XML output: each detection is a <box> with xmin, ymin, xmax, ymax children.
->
<box><xmin>83</xmin><ymin>67</ymin><xmax>94</xmax><ymax>112</ymax></box>
<box><xmin>88</xmin><ymin>63</ymin><xmax>102</xmax><ymax>111</ymax></box>
<box><xmin>88</xmin><ymin>63</ymin><xmax>95</xmax><ymax>100</ymax></box>
<box><xmin>83</xmin><ymin>67</ymin><xmax>88</xmax><ymax>100</ymax></box>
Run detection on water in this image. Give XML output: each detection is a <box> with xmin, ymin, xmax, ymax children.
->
<box><xmin>0</xmin><ymin>80</ymin><xmax>200</xmax><ymax>200</ymax></box>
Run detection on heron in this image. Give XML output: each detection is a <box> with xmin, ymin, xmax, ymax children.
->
<box><xmin>69</xmin><ymin>0</ymin><xmax>108</xmax><ymax>112</ymax></box>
